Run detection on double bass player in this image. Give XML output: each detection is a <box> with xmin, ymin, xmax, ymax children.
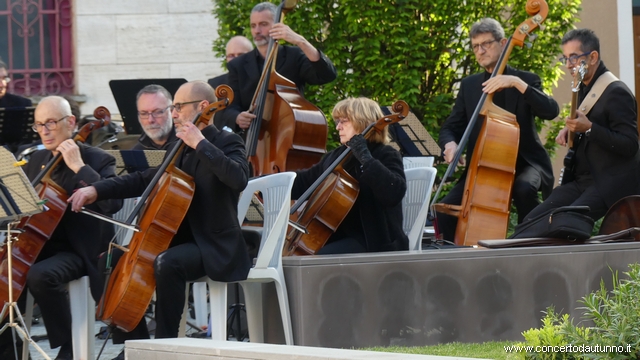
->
<box><xmin>219</xmin><ymin>1</ymin><xmax>337</xmax><ymax>134</ymax></box>
<box><xmin>436</xmin><ymin>18</ymin><xmax>559</xmax><ymax>242</ymax></box>
<box><xmin>69</xmin><ymin>81</ymin><xmax>252</xmax><ymax>359</ymax></box>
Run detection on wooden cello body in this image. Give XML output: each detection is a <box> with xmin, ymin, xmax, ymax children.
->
<box><xmin>0</xmin><ymin>107</ymin><xmax>111</xmax><ymax>316</ymax></box>
<box><xmin>283</xmin><ymin>100</ymin><xmax>409</xmax><ymax>256</ymax></box>
<box><xmin>248</xmin><ymin>71</ymin><xmax>328</xmax><ymax>176</ymax></box>
<box><xmin>245</xmin><ymin>0</ymin><xmax>327</xmax><ymax>177</ymax></box>
<box><xmin>432</xmin><ymin>0</ymin><xmax>548</xmax><ymax>247</ymax></box>
<box><xmin>98</xmin><ymin>86</ymin><xmax>232</xmax><ymax>332</ymax></box>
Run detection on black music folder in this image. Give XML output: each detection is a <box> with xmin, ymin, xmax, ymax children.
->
<box><xmin>0</xmin><ymin>107</ymin><xmax>39</xmax><ymax>153</ymax></box>
<box><xmin>109</xmin><ymin>78</ymin><xmax>187</xmax><ymax>135</ymax></box>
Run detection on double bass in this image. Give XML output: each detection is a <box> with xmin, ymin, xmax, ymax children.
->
<box><xmin>0</xmin><ymin>107</ymin><xmax>111</xmax><ymax>316</ymax></box>
<box><xmin>283</xmin><ymin>100</ymin><xmax>409</xmax><ymax>256</ymax></box>
<box><xmin>97</xmin><ymin>86</ymin><xmax>232</xmax><ymax>332</ymax></box>
<box><xmin>431</xmin><ymin>0</ymin><xmax>548</xmax><ymax>247</ymax></box>
<box><xmin>245</xmin><ymin>0</ymin><xmax>328</xmax><ymax>177</ymax></box>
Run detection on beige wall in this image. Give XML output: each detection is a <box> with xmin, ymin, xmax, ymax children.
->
<box><xmin>73</xmin><ymin>0</ymin><xmax>223</xmax><ymax>117</ymax></box>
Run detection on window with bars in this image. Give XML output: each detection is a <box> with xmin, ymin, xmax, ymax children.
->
<box><xmin>0</xmin><ymin>0</ymin><xmax>74</xmax><ymax>97</ymax></box>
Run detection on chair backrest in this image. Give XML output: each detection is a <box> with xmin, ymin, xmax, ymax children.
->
<box><xmin>403</xmin><ymin>156</ymin><xmax>435</xmax><ymax>169</ymax></box>
<box><xmin>237</xmin><ymin>172</ymin><xmax>296</xmax><ymax>270</ymax></box>
<box><xmin>402</xmin><ymin>167</ymin><xmax>437</xmax><ymax>250</ymax></box>
<box><xmin>112</xmin><ymin>197</ymin><xmax>138</xmax><ymax>245</ymax></box>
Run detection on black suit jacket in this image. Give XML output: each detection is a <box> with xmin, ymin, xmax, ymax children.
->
<box><xmin>577</xmin><ymin>62</ymin><xmax>640</xmax><ymax>207</ymax></box>
<box><xmin>439</xmin><ymin>66</ymin><xmax>559</xmax><ymax>197</ymax></box>
<box><xmin>93</xmin><ymin>126</ymin><xmax>252</xmax><ymax>282</ymax></box>
<box><xmin>23</xmin><ymin>144</ymin><xmax>122</xmax><ymax>301</ymax></box>
<box><xmin>0</xmin><ymin>93</ymin><xmax>32</xmax><ymax>108</ymax></box>
<box><xmin>292</xmin><ymin>143</ymin><xmax>409</xmax><ymax>252</ymax></box>
<box><xmin>219</xmin><ymin>46</ymin><xmax>337</xmax><ymax>132</ymax></box>
<box><xmin>208</xmin><ymin>73</ymin><xmax>228</xmax><ymax>89</ymax></box>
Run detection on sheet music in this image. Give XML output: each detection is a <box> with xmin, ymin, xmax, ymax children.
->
<box><xmin>0</xmin><ymin>147</ymin><xmax>44</xmax><ymax>226</ymax></box>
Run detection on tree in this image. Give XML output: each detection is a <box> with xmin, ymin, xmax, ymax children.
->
<box><xmin>212</xmin><ymin>0</ymin><xmax>582</xmax><ymax>153</ymax></box>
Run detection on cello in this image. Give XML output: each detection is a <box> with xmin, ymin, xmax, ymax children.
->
<box><xmin>245</xmin><ymin>0</ymin><xmax>328</xmax><ymax>177</ymax></box>
<box><xmin>0</xmin><ymin>107</ymin><xmax>111</xmax><ymax>317</ymax></box>
<box><xmin>431</xmin><ymin>0</ymin><xmax>548</xmax><ymax>247</ymax></box>
<box><xmin>283</xmin><ymin>100</ymin><xmax>409</xmax><ymax>256</ymax></box>
<box><xmin>97</xmin><ymin>86</ymin><xmax>232</xmax><ymax>332</ymax></box>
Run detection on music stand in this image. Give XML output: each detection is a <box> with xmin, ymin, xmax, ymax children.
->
<box><xmin>0</xmin><ymin>107</ymin><xmax>39</xmax><ymax>154</ymax></box>
<box><xmin>104</xmin><ymin>150</ymin><xmax>166</xmax><ymax>175</ymax></box>
<box><xmin>109</xmin><ymin>78</ymin><xmax>187</xmax><ymax>135</ymax></box>
<box><xmin>383</xmin><ymin>106</ymin><xmax>441</xmax><ymax>159</ymax></box>
<box><xmin>0</xmin><ymin>147</ymin><xmax>49</xmax><ymax>359</ymax></box>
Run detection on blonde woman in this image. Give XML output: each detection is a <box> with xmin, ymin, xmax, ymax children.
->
<box><xmin>292</xmin><ymin>97</ymin><xmax>408</xmax><ymax>254</ymax></box>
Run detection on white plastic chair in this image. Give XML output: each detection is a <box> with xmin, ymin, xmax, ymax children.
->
<box><xmin>402</xmin><ymin>156</ymin><xmax>434</xmax><ymax>169</ymax></box>
<box><xmin>402</xmin><ymin>167</ymin><xmax>437</xmax><ymax>251</ymax></box>
<box><xmin>180</xmin><ymin>172</ymin><xmax>297</xmax><ymax>345</ymax></box>
<box><xmin>112</xmin><ymin>197</ymin><xmax>138</xmax><ymax>246</ymax></box>
<box><xmin>22</xmin><ymin>276</ymin><xmax>95</xmax><ymax>360</ymax></box>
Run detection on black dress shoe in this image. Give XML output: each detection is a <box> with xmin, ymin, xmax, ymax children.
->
<box><xmin>54</xmin><ymin>342</ymin><xmax>73</xmax><ymax>360</ymax></box>
<box><xmin>112</xmin><ymin>349</ymin><xmax>125</xmax><ymax>360</ymax></box>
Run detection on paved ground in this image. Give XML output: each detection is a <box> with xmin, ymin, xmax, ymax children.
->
<box><xmin>21</xmin><ymin>315</ymin><xmax>208</xmax><ymax>360</ymax></box>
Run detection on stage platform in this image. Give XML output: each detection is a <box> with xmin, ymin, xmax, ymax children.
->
<box><xmin>253</xmin><ymin>241</ymin><xmax>640</xmax><ymax>348</ymax></box>
<box><xmin>125</xmin><ymin>338</ymin><xmax>482</xmax><ymax>359</ymax></box>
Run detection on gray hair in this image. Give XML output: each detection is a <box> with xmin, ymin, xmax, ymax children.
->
<box><xmin>135</xmin><ymin>84</ymin><xmax>172</xmax><ymax>104</ymax></box>
<box><xmin>562</xmin><ymin>28</ymin><xmax>600</xmax><ymax>54</ymax></box>
<box><xmin>469</xmin><ymin>18</ymin><xmax>505</xmax><ymax>41</ymax></box>
<box><xmin>252</xmin><ymin>2</ymin><xmax>277</xmax><ymax>22</ymax></box>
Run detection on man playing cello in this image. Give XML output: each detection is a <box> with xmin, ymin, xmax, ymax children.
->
<box><xmin>68</xmin><ymin>81</ymin><xmax>251</xmax><ymax>359</ymax></box>
<box><xmin>0</xmin><ymin>96</ymin><xmax>122</xmax><ymax>360</ymax></box>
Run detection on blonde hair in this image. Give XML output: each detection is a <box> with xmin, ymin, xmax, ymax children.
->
<box><xmin>331</xmin><ymin>97</ymin><xmax>389</xmax><ymax>144</ymax></box>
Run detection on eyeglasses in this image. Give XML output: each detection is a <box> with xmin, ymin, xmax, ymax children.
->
<box><xmin>138</xmin><ymin>106</ymin><xmax>170</xmax><ymax>119</ymax></box>
<box><xmin>32</xmin><ymin>115</ymin><xmax>69</xmax><ymax>132</ymax></box>
<box><xmin>170</xmin><ymin>100</ymin><xmax>203</xmax><ymax>113</ymax></box>
<box><xmin>335</xmin><ymin>118</ymin><xmax>350</xmax><ymax>126</ymax></box>
<box><xmin>0</xmin><ymin>76</ymin><xmax>10</xmax><ymax>83</ymax></box>
<box><xmin>472</xmin><ymin>39</ymin><xmax>498</xmax><ymax>53</ymax></box>
<box><xmin>558</xmin><ymin>51</ymin><xmax>592</xmax><ymax>65</ymax></box>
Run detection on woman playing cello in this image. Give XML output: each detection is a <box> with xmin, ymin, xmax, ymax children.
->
<box><xmin>289</xmin><ymin>97</ymin><xmax>409</xmax><ymax>255</ymax></box>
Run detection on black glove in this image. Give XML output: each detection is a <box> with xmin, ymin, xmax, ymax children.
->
<box><xmin>347</xmin><ymin>134</ymin><xmax>373</xmax><ymax>165</ymax></box>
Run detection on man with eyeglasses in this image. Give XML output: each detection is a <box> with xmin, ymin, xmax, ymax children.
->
<box><xmin>219</xmin><ymin>1</ymin><xmax>337</xmax><ymax>134</ymax></box>
<box><xmin>68</xmin><ymin>81</ymin><xmax>251</xmax><ymax>357</ymax></box>
<box><xmin>133</xmin><ymin>84</ymin><xmax>178</xmax><ymax>151</ymax></box>
<box><xmin>519</xmin><ymin>29</ymin><xmax>640</xmax><ymax>226</ymax></box>
<box><xmin>0</xmin><ymin>58</ymin><xmax>32</xmax><ymax>108</ymax></box>
<box><xmin>0</xmin><ymin>95</ymin><xmax>122</xmax><ymax>360</ymax></box>
<box><xmin>436</xmin><ymin>17</ymin><xmax>559</xmax><ymax>242</ymax></box>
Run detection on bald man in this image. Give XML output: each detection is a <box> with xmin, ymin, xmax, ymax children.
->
<box><xmin>10</xmin><ymin>96</ymin><xmax>122</xmax><ymax>360</ymax></box>
<box><xmin>69</xmin><ymin>81</ymin><xmax>251</xmax><ymax>355</ymax></box>
<box><xmin>208</xmin><ymin>36</ymin><xmax>254</xmax><ymax>131</ymax></box>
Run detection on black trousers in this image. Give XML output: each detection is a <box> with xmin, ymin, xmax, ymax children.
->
<box><xmin>26</xmin><ymin>250</ymin><xmax>86</xmax><ymax>349</ymax></box>
<box><xmin>111</xmin><ymin>241</ymin><xmax>207</xmax><ymax>341</ymax></box>
<box><xmin>523</xmin><ymin>180</ymin><xmax>608</xmax><ymax>223</ymax></box>
<box><xmin>435</xmin><ymin>165</ymin><xmax>543</xmax><ymax>242</ymax></box>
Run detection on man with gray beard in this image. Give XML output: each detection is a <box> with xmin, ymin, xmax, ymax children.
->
<box><xmin>133</xmin><ymin>84</ymin><xmax>178</xmax><ymax>151</ymax></box>
<box><xmin>220</xmin><ymin>1</ymin><xmax>337</xmax><ymax>134</ymax></box>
